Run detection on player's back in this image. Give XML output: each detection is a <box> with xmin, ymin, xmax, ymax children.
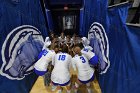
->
<box><xmin>52</xmin><ymin>52</ymin><xmax>72</xmax><ymax>74</ymax></box>
<box><xmin>72</xmin><ymin>55</ymin><xmax>94</xmax><ymax>80</ymax></box>
<box><xmin>34</xmin><ymin>49</ymin><xmax>55</xmax><ymax>71</ymax></box>
<box><xmin>51</xmin><ymin>52</ymin><xmax>72</xmax><ymax>84</ymax></box>
<box><xmin>81</xmin><ymin>48</ymin><xmax>95</xmax><ymax>60</ymax></box>
<box><xmin>73</xmin><ymin>55</ymin><xmax>93</xmax><ymax>71</ymax></box>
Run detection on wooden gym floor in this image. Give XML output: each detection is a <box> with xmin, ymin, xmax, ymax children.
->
<box><xmin>30</xmin><ymin>76</ymin><xmax>101</xmax><ymax>93</ymax></box>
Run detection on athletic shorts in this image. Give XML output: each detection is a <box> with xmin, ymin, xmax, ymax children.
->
<box><xmin>52</xmin><ymin>80</ymin><xmax>70</xmax><ymax>86</ymax></box>
<box><xmin>78</xmin><ymin>73</ymin><xmax>94</xmax><ymax>84</ymax></box>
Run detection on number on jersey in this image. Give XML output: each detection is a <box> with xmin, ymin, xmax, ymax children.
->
<box><xmin>83</xmin><ymin>48</ymin><xmax>88</xmax><ymax>52</ymax></box>
<box><xmin>42</xmin><ymin>50</ymin><xmax>48</xmax><ymax>56</ymax></box>
<box><xmin>58</xmin><ymin>55</ymin><xmax>66</xmax><ymax>61</ymax></box>
<box><xmin>80</xmin><ymin>56</ymin><xmax>86</xmax><ymax>63</ymax></box>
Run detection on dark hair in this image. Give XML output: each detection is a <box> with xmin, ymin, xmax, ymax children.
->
<box><xmin>79</xmin><ymin>43</ymin><xmax>84</xmax><ymax>49</ymax></box>
<box><xmin>54</xmin><ymin>35</ymin><xmax>59</xmax><ymax>38</ymax></box>
<box><xmin>54</xmin><ymin>45</ymin><xmax>59</xmax><ymax>53</ymax></box>
<box><xmin>54</xmin><ymin>45</ymin><xmax>59</xmax><ymax>49</ymax></box>
<box><xmin>61</xmin><ymin>44</ymin><xmax>69</xmax><ymax>53</ymax></box>
<box><xmin>74</xmin><ymin>43</ymin><xmax>84</xmax><ymax>49</ymax></box>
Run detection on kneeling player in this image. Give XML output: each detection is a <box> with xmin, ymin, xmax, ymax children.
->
<box><xmin>51</xmin><ymin>44</ymin><xmax>72</xmax><ymax>93</ymax></box>
<box><xmin>72</xmin><ymin>44</ymin><xmax>95</xmax><ymax>93</ymax></box>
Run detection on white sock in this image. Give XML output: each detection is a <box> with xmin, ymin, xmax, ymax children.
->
<box><xmin>86</xmin><ymin>83</ymin><xmax>90</xmax><ymax>87</ymax></box>
<box><xmin>74</xmin><ymin>89</ymin><xmax>78</xmax><ymax>93</ymax></box>
<box><xmin>67</xmin><ymin>90</ymin><xmax>71</xmax><ymax>93</ymax></box>
<box><xmin>87</xmin><ymin>88</ymin><xmax>92</xmax><ymax>93</ymax></box>
<box><xmin>57</xmin><ymin>89</ymin><xmax>62</xmax><ymax>93</ymax></box>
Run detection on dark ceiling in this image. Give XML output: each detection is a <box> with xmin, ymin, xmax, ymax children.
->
<box><xmin>48</xmin><ymin>0</ymin><xmax>83</xmax><ymax>5</ymax></box>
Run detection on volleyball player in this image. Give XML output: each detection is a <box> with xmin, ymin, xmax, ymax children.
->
<box><xmin>80</xmin><ymin>37</ymin><xmax>98</xmax><ymax>66</ymax></box>
<box><xmin>72</xmin><ymin>44</ymin><xmax>95</xmax><ymax>93</ymax></box>
<box><xmin>51</xmin><ymin>44</ymin><xmax>72</xmax><ymax>93</ymax></box>
<box><xmin>34</xmin><ymin>45</ymin><xmax>56</xmax><ymax>76</ymax></box>
<box><xmin>58</xmin><ymin>32</ymin><xmax>66</xmax><ymax>46</ymax></box>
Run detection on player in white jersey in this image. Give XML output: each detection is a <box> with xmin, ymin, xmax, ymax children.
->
<box><xmin>80</xmin><ymin>41</ymin><xmax>98</xmax><ymax>66</ymax></box>
<box><xmin>58</xmin><ymin>32</ymin><xmax>66</xmax><ymax>46</ymax></box>
<box><xmin>72</xmin><ymin>44</ymin><xmax>95</xmax><ymax>93</ymax></box>
<box><xmin>51</xmin><ymin>44</ymin><xmax>72</xmax><ymax>93</ymax></box>
<box><xmin>34</xmin><ymin>46</ymin><xmax>56</xmax><ymax>76</ymax></box>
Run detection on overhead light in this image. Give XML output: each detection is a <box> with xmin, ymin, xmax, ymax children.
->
<box><xmin>64</xmin><ymin>5</ymin><xmax>68</xmax><ymax>10</ymax></box>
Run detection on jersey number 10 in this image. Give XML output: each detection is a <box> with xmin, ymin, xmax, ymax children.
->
<box><xmin>58</xmin><ymin>55</ymin><xmax>66</xmax><ymax>61</ymax></box>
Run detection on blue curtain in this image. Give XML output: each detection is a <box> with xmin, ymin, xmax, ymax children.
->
<box><xmin>98</xmin><ymin>3</ymin><xmax>133</xmax><ymax>93</ymax></box>
<box><xmin>44</xmin><ymin>2</ymin><xmax>54</xmax><ymax>32</ymax></box>
<box><xmin>86</xmin><ymin>0</ymin><xmax>140</xmax><ymax>92</ymax></box>
<box><xmin>79</xmin><ymin>0</ymin><xmax>108</xmax><ymax>37</ymax></box>
<box><xmin>0</xmin><ymin>0</ymin><xmax>48</xmax><ymax>93</ymax></box>
<box><xmin>90</xmin><ymin>2</ymin><xmax>140</xmax><ymax>93</ymax></box>
<box><xmin>45</xmin><ymin>9</ymin><xmax>54</xmax><ymax>32</ymax></box>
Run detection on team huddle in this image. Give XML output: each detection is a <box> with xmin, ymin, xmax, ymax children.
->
<box><xmin>34</xmin><ymin>32</ymin><xmax>98</xmax><ymax>93</ymax></box>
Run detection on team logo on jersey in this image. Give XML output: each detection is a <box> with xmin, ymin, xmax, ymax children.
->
<box><xmin>88</xmin><ymin>22</ymin><xmax>110</xmax><ymax>74</ymax></box>
<box><xmin>0</xmin><ymin>25</ymin><xmax>44</xmax><ymax>80</ymax></box>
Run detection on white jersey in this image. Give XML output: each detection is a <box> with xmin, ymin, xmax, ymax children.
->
<box><xmin>81</xmin><ymin>48</ymin><xmax>95</xmax><ymax>60</ymax></box>
<box><xmin>65</xmin><ymin>38</ymin><xmax>73</xmax><ymax>47</ymax></box>
<box><xmin>72</xmin><ymin>55</ymin><xmax>94</xmax><ymax>81</ymax></box>
<box><xmin>84</xmin><ymin>45</ymin><xmax>93</xmax><ymax>51</ymax></box>
<box><xmin>51</xmin><ymin>52</ymin><xmax>72</xmax><ymax>84</ymax></box>
<box><xmin>34</xmin><ymin>49</ymin><xmax>55</xmax><ymax>71</ymax></box>
<box><xmin>58</xmin><ymin>37</ymin><xmax>66</xmax><ymax>44</ymax></box>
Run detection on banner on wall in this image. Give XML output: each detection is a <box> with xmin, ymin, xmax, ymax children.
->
<box><xmin>88</xmin><ymin>0</ymin><xmax>140</xmax><ymax>93</ymax></box>
<box><xmin>88</xmin><ymin>22</ymin><xmax>110</xmax><ymax>74</ymax></box>
<box><xmin>0</xmin><ymin>0</ymin><xmax>48</xmax><ymax>93</ymax></box>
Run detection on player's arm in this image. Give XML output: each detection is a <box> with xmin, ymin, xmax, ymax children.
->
<box><xmin>82</xmin><ymin>48</ymin><xmax>98</xmax><ymax>65</ymax></box>
<box><xmin>34</xmin><ymin>56</ymin><xmax>47</xmax><ymax>69</ymax></box>
<box><xmin>50</xmin><ymin>52</ymin><xmax>55</xmax><ymax>71</ymax></box>
<box><xmin>88</xmin><ymin>51</ymin><xmax>98</xmax><ymax>66</ymax></box>
<box><xmin>34</xmin><ymin>56</ymin><xmax>48</xmax><ymax>76</ymax></box>
<box><xmin>51</xmin><ymin>55</ymin><xmax>55</xmax><ymax>66</ymax></box>
<box><xmin>68</xmin><ymin>55</ymin><xmax>72</xmax><ymax>70</ymax></box>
